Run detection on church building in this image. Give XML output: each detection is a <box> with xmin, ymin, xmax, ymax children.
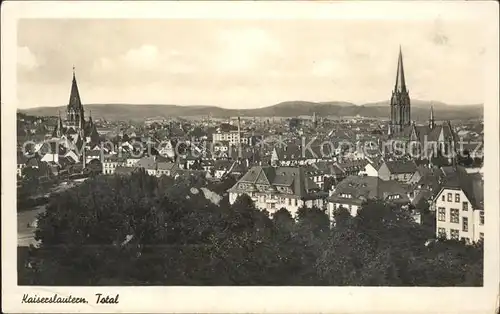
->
<box><xmin>51</xmin><ymin>68</ymin><xmax>100</xmax><ymax>146</ymax></box>
<box><xmin>387</xmin><ymin>47</ymin><xmax>457</xmax><ymax>160</ymax></box>
<box><xmin>389</xmin><ymin>47</ymin><xmax>411</xmax><ymax>135</ymax></box>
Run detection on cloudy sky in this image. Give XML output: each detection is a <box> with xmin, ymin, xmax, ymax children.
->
<box><xmin>17</xmin><ymin>18</ymin><xmax>486</xmax><ymax>109</ymax></box>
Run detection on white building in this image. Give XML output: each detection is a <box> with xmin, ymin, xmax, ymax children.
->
<box><xmin>228</xmin><ymin>166</ymin><xmax>327</xmax><ymax>217</ymax></box>
<box><xmin>102</xmin><ymin>156</ymin><xmax>126</xmax><ymax>175</ymax></box>
<box><xmin>327</xmin><ymin>176</ymin><xmax>410</xmax><ymax>219</ymax></box>
<box><xmin>433</xmin><ymin>167</ymin><xmax>484</xmax><ymax>243</ymax></box>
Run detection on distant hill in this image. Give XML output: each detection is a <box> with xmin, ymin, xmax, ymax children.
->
<box><xmin>20</xmin><ymin>100</ymin><xmax>483</xmax><ymax>121</ymax></box>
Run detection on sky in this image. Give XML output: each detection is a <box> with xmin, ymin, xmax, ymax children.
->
<box><xmin>17</xmin><ymin>18</ymin><xmax>486</xmax><ymax>109</ymax></box>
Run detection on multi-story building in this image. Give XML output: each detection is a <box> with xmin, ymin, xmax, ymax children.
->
<box><xmin>328</xmin><ymin>175</ymin><xmax>410</xmax><ymax>219</ymax></box>
<box><xmin>228</xmin><ymin>166</ymin><xmax>327</xmax><ymax>217</ymax></box>
<box><xmin>212</xmin><ymin>118</ymin><xmax>243</xmax><ymax>146</ymax></box>
<box><xmin>102</xmin><ymin>155</ymin><xmax>126</xmax><ymax>175</ymax></box>
<box><xmin>433</xmin><ymin>166</ymin><xmax>484</xmax><ymax>243</ymax></box>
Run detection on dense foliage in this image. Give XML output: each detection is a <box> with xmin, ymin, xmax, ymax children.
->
<box><xmin>20</xmin><ymin>170</ymin><xmax>483</xmax><ymax>286</ymax></box>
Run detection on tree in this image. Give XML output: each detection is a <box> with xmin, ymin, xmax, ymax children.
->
<box><xmin>272</xmin><ymin>208</ymin><xmax>294</xmax><ymax>228</ymax></box>
<box><xmin>22</xmin><ymin>172</ymin><xmax>483</xmax><ymax>286</ymax></box>
<box><xmin>332</xmin><ymin>205</ymin><xmax>352</xmax><ymax>228</ymax></box>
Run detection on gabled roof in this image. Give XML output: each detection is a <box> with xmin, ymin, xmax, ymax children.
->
<box><xmin>400</xmin><ymin>122</ymin><xmax>456</xmax><ymax>144</ymax></box>
<box><xmin>383</xmin><ymin>160</ymin><xmax>417</xmax><ymax>174</ymax></box>
<box><xmin>336</xmin><ymin>159</ymin><xmax>368</xmax><ymax>172</ymax></box>
<box><xmin>329</xmin><ymin>175</ymin><xmax>409</xmax><ymax>205</ymax></box>
<box><xmin>229</xmin><ymin>166</ymin><xmax>322</xmax><ymax>198</ymax></box>
<box><xmin>438</xmin><ymin>166</ymin><xmax>484</xmax><ymax>209</ymax></box>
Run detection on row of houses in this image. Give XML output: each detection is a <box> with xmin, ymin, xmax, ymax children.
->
<box><xmin>227</xmin><ymin>163</ymin><xmax>484</xmax><ymax>244</ymax></box>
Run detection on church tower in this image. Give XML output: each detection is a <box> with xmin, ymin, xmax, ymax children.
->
<box><xmin>389</xmin><ymin>47</ymin><xmax>411</xmax><ymax>134</ymax></box>
<box><xmin>66</xmin><ymin>67</ymin><xmax>85</xmax><ymax>131</ymax></box>
<box><xmin>428</xmin><ymin>105</ymin><xmax>435</xmax><ymax>129</ymax></box>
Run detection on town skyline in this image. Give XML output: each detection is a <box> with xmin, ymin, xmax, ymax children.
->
<box><xmin>17</xmin><ymin>19</ymin><xmax>485</xmax><ymax>109</ymax></box>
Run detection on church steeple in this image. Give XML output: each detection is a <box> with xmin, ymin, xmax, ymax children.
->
<box><xmin>66</xmin><ymin>66</ymin><xmax>85</xmax><ymax>130</ymax></box>
<box><xmin>394</xmin><ymin>46</ymin><xmax>407</xmax><ymax>93</ymax></box>
<box><xmin>429</xmin><ymin>105</ymin><xmax>435</xmax><ymax>129</ymax></box>
<box><xmin>389</xmin><ymin>46</ymin><xmax>411</xmax><ymax>135</ymax></box>
<box><xmin>68</xmin><ymin>66</ymin><xmax>83</xmax><ymax>112</ymax></box>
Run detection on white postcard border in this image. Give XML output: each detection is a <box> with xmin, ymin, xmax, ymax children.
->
<box><xmin>2</xmin><ymin>1</ymin><xmax>499</xmax><ymax>313</ymax></box>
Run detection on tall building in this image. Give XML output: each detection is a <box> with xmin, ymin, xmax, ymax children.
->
<box><xmin>386</xmin><ymin>48</ymin><xmax>457</xmax><ymax>160</ymax></box>
<box><xmin>389</xmin><ymin>47</ymin><xmax>411</xmax><ymax>135</ymax></box>
<box><xmin>51</xmin><ymin>68</ymin><xmax>99</xmax><ymax>146</ymax></box>
<box><xmin>66</xmin><ymin>67</ymin><xmax>85</xmax><ymax>131</ymax></box>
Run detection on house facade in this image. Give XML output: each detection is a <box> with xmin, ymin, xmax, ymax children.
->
<box><xmin>434</xmin><ymin>170</ymin><xmax>484</xmax><ymax>243</ymax></box>
<box><xmin>228</xmin><ymin>166</ymin><xmax>327</xmax><ymax>217</ymax></box>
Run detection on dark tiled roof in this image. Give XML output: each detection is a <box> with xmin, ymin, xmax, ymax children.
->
<box><xmin>439</xmin><ymin>166</ymin><xmax>483</xmax><ymax>209</ymax></box>
<box><xmin>329</xmin><ymin>175</ymin><xmax>409</xmax><ymax>205</ymax></box>
<box><xmin>229</xmin><ymin>166</ymin><xmax>321</xmax><ymax>198</ymax></box>
<box><xmin>336</xmin><ymin>159</ymin><xmax>368</xmax><ymax>172</ymax></box>
<box><xmin>384</xmin><ymin>160</ymin><xmax>417</xmax><ymax>174</ymax></box>
<box><xmin>401</xmin><ymin>122</ymin><xmax>456</xmax><ymax>144</ymax></box>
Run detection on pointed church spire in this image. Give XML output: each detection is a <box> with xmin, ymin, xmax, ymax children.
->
<box><xmin>68</xmin><ymin>66</ymin><xmax>83</xmax><ymax>112</ymax></box>
<box><xmin>429</xmin><ymin>105</ymin><xmax>435</xmax><ymax>129</ymax></box>
<box><xmin>395</xmin><ymin>46</ymin><xmax>407</xmax><ymax>93</ymax></box>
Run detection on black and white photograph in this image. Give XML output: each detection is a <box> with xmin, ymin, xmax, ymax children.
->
<box><xmin>2</xmin><ymin>1</ymin><xmax>499</xmax><ymax>313</ymax></box>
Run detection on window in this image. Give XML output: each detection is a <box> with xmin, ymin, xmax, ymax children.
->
<box><xmin>450</xmin><ymin>229</ymin><xmax>459</xmax><ymax>240</ymax></box>
<box><xmin>462</xmin><ymin>202</ymin><xmax>468</xmax><ymax>211</ymax></box>
<box><xmin>442</xmin><ymin>195</ymin><xmax>445</xmax><ymax>201</ymax></box>
<box><xmin>455</xmin><ymin>193</ymin><xmax>460</xmax><ymax>203</ymax></box>
<box><xmin>462</xmin><ymin>217</ymin><xmax>468</xmax><ymax>232</ymax></box>
<box><xmin>450</xmin><ymin>208</ymin><xmax>459</xmax><ymax>223</ymax></box>
<box><xmin>438</xmin><ymin>207</ymin><xmax>446</xmax><ymax>221</ymax></box>
<box><xmin>447</xmin><ymin>193</ymin><xmax>452</xmax><ymax>202</ymax></box>
<box><xmin>438</xmin><ymin>228</ymin><xmax>446</xmax><ymax>238</ymax></box>
<box><xmin>480</xmin><ymin>211</ymin><xmax>484</xmax><ymax>225</ymax></box>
